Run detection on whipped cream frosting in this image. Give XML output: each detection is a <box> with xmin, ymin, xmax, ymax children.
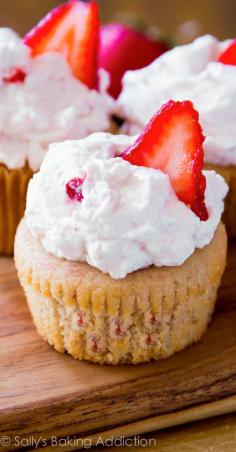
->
<box><xmin>116</xmin><ymin>35</ymin><xmax>236</xmax><ymax>166</ymax></box>
<box><xmin>25</xmin><ymin>132</ymin><xmax>228</xmax><ymax>279</ymax></box>
<box><xmin>0</xmin><ymin>28</ymin><xmax>113</xmax><ymax>171</ymax></box>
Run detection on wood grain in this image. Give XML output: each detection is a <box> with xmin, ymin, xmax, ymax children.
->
<box><xmin>105</xmin><ymin>413</ymin><xmax>236</xmax><ymax>452</ymax></box>
<box><xmin>0</xmin><ymin>243</ymin><xmax>236</xmax><ymax>451</ymax></box>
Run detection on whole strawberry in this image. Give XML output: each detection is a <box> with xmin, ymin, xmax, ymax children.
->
<box><xmin>99</xmin><ymin>23</ymin><xmax>169</xmax><ymax>98</ymax></box>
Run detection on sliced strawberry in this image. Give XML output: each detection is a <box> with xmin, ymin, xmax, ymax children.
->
<box><xmin>218</xmin><ymin>38</ymin><xmax>236</xmax><ymax>65</ymax></box>
<box><xmin>121</xmin><ymin>100</ymin><xmax>208</xmax><ymax>221</ymax></box>
<box><xmin>24</xmin><ymin>0</ymin><xmax>99</xmax><ymax>89</ymax></box>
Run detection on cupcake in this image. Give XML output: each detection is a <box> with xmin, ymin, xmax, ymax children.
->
<box><xmin>0</xmin><ymin>0</ymin><xmax>113</xmax><ymax>254</ymax></box>
<box><xmin>116</xmin><ymin>35</ymin><xmax>236</xmax><ymax>237</ymax></box>
<box><xmin>15</xmin><ymin>100</ymin><xmax>228</xmax><ymax>365</ymax></box>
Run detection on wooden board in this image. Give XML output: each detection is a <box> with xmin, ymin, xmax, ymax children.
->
<box><xmin>108</xmin><ymin>412</ymin><xmax>236</xmax><ymax>452</ymax></box>
<box><xmin>0</xmin><ymin>243</ymin><xmax>236</xmax><ymax>451</ymax></box>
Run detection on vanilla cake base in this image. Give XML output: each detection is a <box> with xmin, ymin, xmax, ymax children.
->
<box><xmin>15</xmin><ymin>219</ymin><xmax>227</xmax><ymax>364</ymax></box>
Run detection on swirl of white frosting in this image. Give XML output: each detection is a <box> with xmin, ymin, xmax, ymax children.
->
<box><xmin>116</xmin><ymin>35</ymin><xmax>236</xmax><ymax>166</ymax></box>
<box><xmin>0</xmin><ymin>28</ymin><xmax>113</xmax><ymax>171</ymax></box>
<box><xmin>25</xmin><ymin>132</ymin><xmax>228</xmax><ymax>279</ymax></box>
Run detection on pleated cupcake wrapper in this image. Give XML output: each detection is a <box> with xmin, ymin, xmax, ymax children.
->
<box><xmin>15</xmin><ymin>221</ymin><xmax>227</xmax><ymax>365</ymax></box>
<box><xmin>0</xmin><ymin>165</ymin><xmax>33</xmax><ymax>254</ymax></box>
<box><xmin>205</xmin><ymin>163</ymin><xmax>236</xmax><ymax>239</ymax></box>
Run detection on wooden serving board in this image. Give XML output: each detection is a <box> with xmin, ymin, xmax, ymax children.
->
<box><xmin>0</xmin><ymin>243</ymin><xmax>236</xmax><ymax>451</ymax></box>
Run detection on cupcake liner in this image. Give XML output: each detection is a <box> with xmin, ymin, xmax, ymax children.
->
<box><xmin>0</xmin><ymin>164</ymin><xmax>33</xmax><ymax>254</ymax></box>
<box><xmin>205</xmin><ymin>163</ymin><xmax>236</xmax><ymax>239</ymax></box>
<box><xmin>15</xmin><ymin>220</ymin><xmax>227</xmax><ymax>365</ymax></box>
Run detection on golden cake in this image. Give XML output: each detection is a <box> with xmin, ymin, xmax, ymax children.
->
<box><xmin>0</xmin><ymin>1</ymin><xmax>113</xmax><ymax>254</ymax></box>
<box><xmin>15</xmin><ymin>101</ymin><xmax>228</xmax><ymax>364</ymax></box>
<box><xmin>15</xmin><ymin>219</ymin><xmax>227</xmax><ymax>364</ymax></box>
<box><xmin>115</xmin><ymin>35</ymin><xmax>236</xmax><ymax>238</ymax></box>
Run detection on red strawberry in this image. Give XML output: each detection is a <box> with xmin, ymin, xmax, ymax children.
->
<box><xmin>24</xmin><ymin>0</ymin><xmax>99</xmax><ymax>89</ymax></box>
<box><xmin>3</xmin><ymin>68</ymin><xmax>26</xmax><ymax>84</ymax></box>
<box><xmin>121</xmin><ymin>100</ymin><xmax>208</xmax><ymax>221</ymax></box>
<box><xmin>218</xmin><ymin>38</ymin><xmax>236</xmax><ymax>65</ymax></box>
<box><xmin>99</xmin><ymin>23</ymin><xmax>169</xmax><ymax>98</ymax></box>
<box><xmin>66</xmin><ymin>177</ymin><xmax>85</xmax><ymax>202</ymax></box>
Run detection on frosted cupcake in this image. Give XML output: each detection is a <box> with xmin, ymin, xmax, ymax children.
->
<box><xmin>15</xmin><ymin>100</ymin><xmax>228</xmax><ymax>364</ymax></box>
<box><xmin>116</xmin><ymin>35</ymin><xmax>236</xmax><ymax>237</ymax></box>
<box><xmin>0</xmin><ymin>0</ymin><xmax>113</xmax><ymax>254</ymax></box>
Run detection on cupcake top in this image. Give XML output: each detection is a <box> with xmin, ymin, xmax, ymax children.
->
<box><xmin>25</xmin><ymin>100</ymin><xmax>228</xmax><ymax>279</ymax></box>
<box><xmin>116</xmin><ymin>35</ymin><xmax>236</xmax><ymax>166</ymax></box>
<box><xmin>0</xmin><ymin>1</ymin><xmax>113</xmax><ymax>171</ymax></box>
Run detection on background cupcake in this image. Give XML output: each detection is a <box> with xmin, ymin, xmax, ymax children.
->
<box><xmin>15</xmin><ymin>101</ymin><xmax>228</xmax><ymax>364</ymax></box>
<box><xmin>0</xmin><ymin>0</ymin><xmax>113</xmax><ymax>254</ymax></box>
<box><xmin>115</xmin><ymin>35</ymin><xmax>236</xmax><ymax>237</ymax></box>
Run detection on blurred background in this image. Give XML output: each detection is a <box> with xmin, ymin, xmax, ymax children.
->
<box><xmin>0</xmin><ymin>0</ymin><xmax>235</xmax><ymax>41</ymax></box>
